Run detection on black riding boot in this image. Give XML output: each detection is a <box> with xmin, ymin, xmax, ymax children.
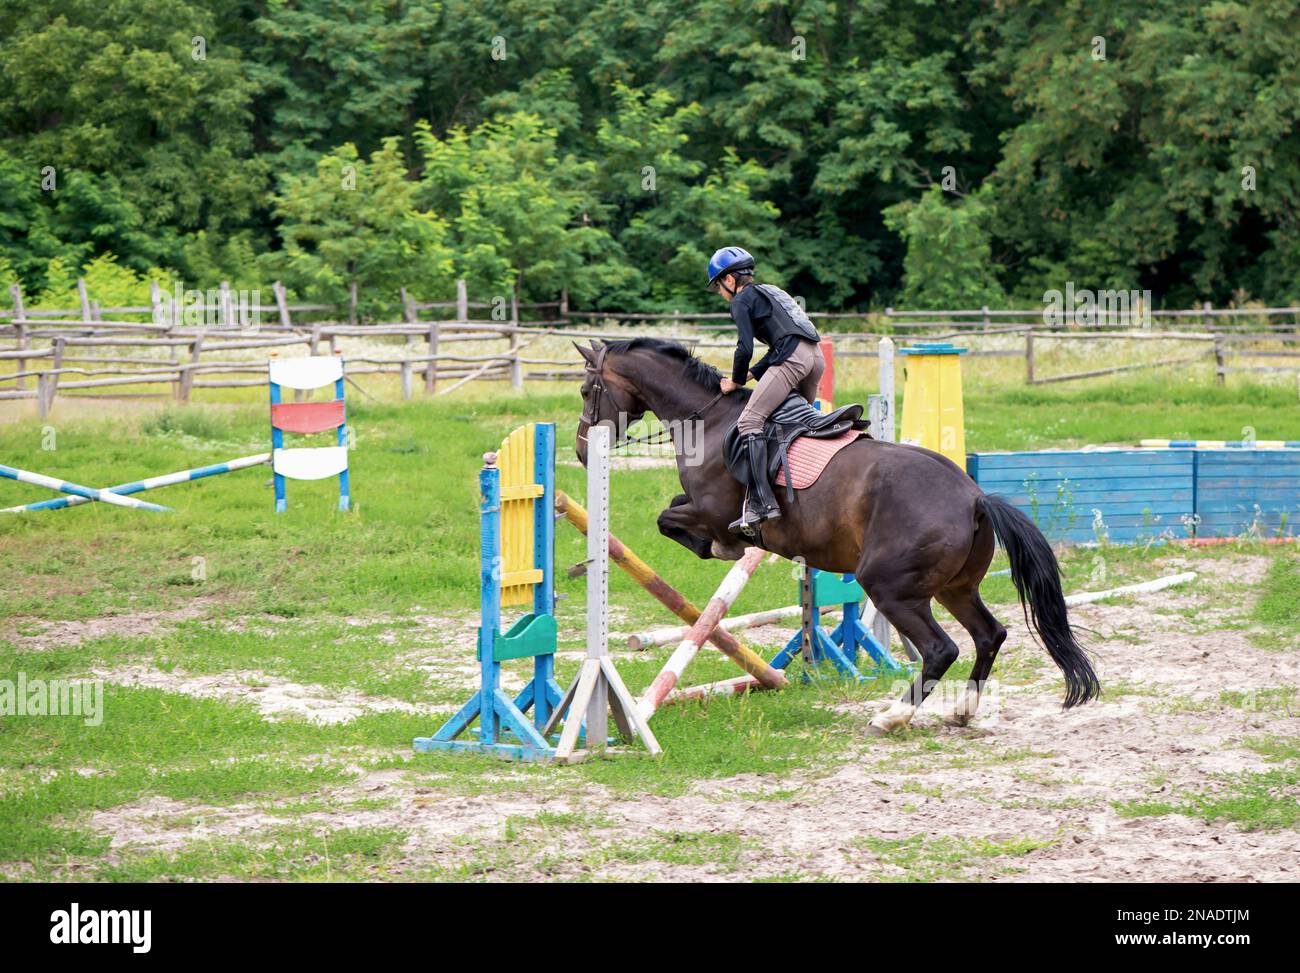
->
<box><xmin>728</xmin><ymin>433</ymin><xmax>781</xmax><ymax>535</ymax></box>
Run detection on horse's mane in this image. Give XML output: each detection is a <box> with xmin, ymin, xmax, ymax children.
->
<box><xmin>602</xmin><ymin>337</ymin><xmax>723</xmax><ymax>392</ymax></box>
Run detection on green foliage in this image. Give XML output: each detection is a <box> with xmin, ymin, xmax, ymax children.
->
<box><xmin>2</xmin><ymin>1</ymin><xmax>1299</xmax><ymax>308</ymax></box>
<box><xmin>415</xmin><ymin>114</ymin><xmax>619</xmax><ymax>305</ymax></box>
<box><xmin>0</xmin><ymin>0</ymin><xmax>266</xmax><ymax>279</ymax></box>
<box><xmin>970</xmin><ymin>0</ymin><xmax>1300</xmax><ymax>305</ymax></box>
<box><xmin>884</xmin><ymin>187</ymin><xmax>1006</xmax><ymax>308</ymax></box>
<box><xmin>32</xmin><ymin>253</ymin><xmax>166</xmax><ymax>312</ymax></box>
<box><xmin>269</xmin><ymin>138</ymin><xmax>455</xmax><ymax>318</ymax></box>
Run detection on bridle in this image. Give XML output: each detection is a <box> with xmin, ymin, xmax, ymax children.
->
<box><xmin>579</xmin><ymin>343</ymin><xmax>727</xmax><ymax>450</ymax></box>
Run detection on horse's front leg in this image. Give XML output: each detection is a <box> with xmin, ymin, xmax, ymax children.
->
<box><xmin>657</xmin><ymin>493</ymin><xmax>748</xmax><ymax>561</ymax></box>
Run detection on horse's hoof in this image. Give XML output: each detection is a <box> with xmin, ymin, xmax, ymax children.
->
<box><xmin>943</xmin><ymin>712</ymin><xmax>974</xmax><ymax>728</ymax></box>
<box><xmin>866</xmin><ymin>720</ymin><xmax>894</xmax><ymax>736</ymax></box>
<box><xmin>868</xmin><ymin>702</ymin><xmax>916</xmax><ymax>735</ymax></box>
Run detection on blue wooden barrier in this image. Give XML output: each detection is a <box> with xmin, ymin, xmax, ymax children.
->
<box><xmin>968</xmin><ymin>448</ymin><xmax>1299</xmax><ymax>542</ymax></box>
<box><xmin>1195</xmin><ymin>449</ymin><xmax>1300</xmax><ymax>537</ymax></box>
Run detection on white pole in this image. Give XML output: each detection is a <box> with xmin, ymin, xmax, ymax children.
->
<box><xmin>585</xmin><ymin>423</ymin><xmax>611</xmax><ymax>745</ymax></box>
<box><xmin>874</xmin><ymin>335</ymin><xmax>907</xmax><ymax>657</ymax></box>
<box><xmin>1064</xmin><ymin>572</ymin><xmax>1196</xmax><ymax>606</ymax></box>
<box><xmin>878</xmin><ymin>336</ymin><xmax>896</xmax><ymax>444</ymax></box>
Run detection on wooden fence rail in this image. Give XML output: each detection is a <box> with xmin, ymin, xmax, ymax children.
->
<box><xmin>4</xmin><ymin>279</ymin><xmax>1299</xmax><ymax>413</ymax></box>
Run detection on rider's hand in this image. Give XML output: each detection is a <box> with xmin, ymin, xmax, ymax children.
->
<box><xmin>720</xmin><ymin>378</ymin><xmax>739</xmax><ymax>393</ymax></box>
<box><xmin>747</xmin><ymin>371</ymin><xmax>755</xmax><ymax>383</ymax></box>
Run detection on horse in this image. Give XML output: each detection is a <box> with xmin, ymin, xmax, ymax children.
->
<box><xmin>575</xmin><ymin>337</ymin><xmax>1100</xmax><ymax>733</ymax></box>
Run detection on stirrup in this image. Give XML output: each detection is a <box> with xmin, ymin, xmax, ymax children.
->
<box><xmin>729</xmin><ymin>492</ymin><xmax>765</xmax><ymax>535</ymax></box>
<box><xmin>729</xmin><ymin>502</ymin><xmax>778</xmax><ymax>536</ymax></box>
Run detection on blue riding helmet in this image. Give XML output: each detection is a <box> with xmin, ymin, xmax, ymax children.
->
<box><xmin>707</xmin><ymin>246</ymin><xmax>755</xmax><ymax>288</ymax></box>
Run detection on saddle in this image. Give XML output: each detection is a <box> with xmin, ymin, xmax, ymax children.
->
<box><xmin>723</xmin><ymin>392</ymin><xmax>871</xmax><ymax>500</ymax></box>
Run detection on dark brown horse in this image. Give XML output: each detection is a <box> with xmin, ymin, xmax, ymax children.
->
<box><xmin>576</xmin><ymin>338</ymin><xmax>1099</xmax><ymax>732</ymax></box>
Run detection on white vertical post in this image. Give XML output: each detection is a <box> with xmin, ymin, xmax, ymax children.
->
<box><xmin>873</xmin><ymin>336</ymin><xmax>904</xmax><ymax>657</ymax></box>
<box><xmin>585</xmin><ymin>423</ymin><xmax>611</xmax><ymax>746</ymax></box>
<box><xmin>878</xmin><ymin>336</ymin><xmax>896</xmax><ymax>444</ymax></box>
<box><xmin>549</xmin><ymin>421</ymin><xmax>661</xmax><ymax>761</ymax></box>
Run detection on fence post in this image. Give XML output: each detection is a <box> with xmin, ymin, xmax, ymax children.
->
<box><xmin>560</xmin><ymin>287</ymin><xmax>569</xmax><ymax>326</ymax></box>
<box><xmin>397</xmin><ymin>283</ymin><xmax>413</xmax><ymax>398</ymax></box>
<box><xmin>180</xmin><ymin>335</ymin><xmax>203</xmax><ymax>403</ymax></box>
<box><xmin>1025</xmin><ymin>327</ymin><xmax>1035</xmax><ymax>384</ymax></box>
<box><xmin>219</xmin><ymin>281</ymin><xmax>233</xmax><ymax>329</ymax></box>
<box><xmin>42</xmin><ymin>337</ymin><xmax>66</xmax><ymax>416</ymax></box>
<box><xmin>37</xmin><ymin>374</ymin><xmax>50</xmax><ymax>418</ymax></box>
<box><xmin>150</xmin><ymin>280</ymin><xmax>164</xmax><ymax>325</ymax></box>
<box><xmin>10</xmin><ymin>283</ymin><xmax>26</xmax><ymax>390</ymax></box>
<box><xmin>425</xmin><ymin>318</ymin><xmax>439</xmax><ymax>395</ymax></box>
<box><xmin>874</xmin><ymin>336</ymin><xmax>911</xmax><ymax>658</ymax></box>
<box><xmin>877</xmin><ymin>336</ymin><xmax>896</xmax><ymax>443</ymax></box>
<box><xmin>273</xmin><ymin>281</ymin><xmax>293</xmax><ymax>330</ymax></box>
<box><xmin>509</xmin><ymin>287</ymin><xmax>522</xmax><ymax>390</ymax></box>
<box><xmin>1214</xmin><ymin>335</ymin><xmax>1225</xmax><ymax>387</ymax></box>
<box><xmin>982</xmin><ymin>304</ymin><xmax>990</xmax><ymax>330</ymax></box>
<box><xmin>77</xmin><ymin>277</ymin><xmax>91</xmax><ymax>322</ymax></box>
<box><xmin>1202</xmin><ymin>301</ymin><xmax>1213</xmax><ymax>332</ymax></box>
<box><xmin>348</xmin><ymin>281</ymin><xmax>359</xmax><ymax>326</ymax></box>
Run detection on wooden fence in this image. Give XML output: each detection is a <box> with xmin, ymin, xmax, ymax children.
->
<box><xmin>2</xmin><ymin>283</ymin><xmax>1298</xmax><ymax>415</ymax></box>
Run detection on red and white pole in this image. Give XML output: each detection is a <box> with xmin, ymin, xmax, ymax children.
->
<box><xmin>637</xmin><ymin>547</ymin><xmax>765</xmax><ymax>718</ymax></box>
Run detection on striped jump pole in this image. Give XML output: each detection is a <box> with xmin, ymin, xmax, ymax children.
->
<box><xmin>637</xmin><ymin>546</ymin><xmax>766</xmax><ymax>720</ymax></box>
<box><xmin>0</xmin><ymin>453</ymin><xmax>272</xmax><ymax>514</ymax></box>
<box><xmin>0</xmin><ymin>464</ymin><xmax>173</xmax><ymax>513</ymax></box>
<box><xmin>1140</xmin><ymin>439</ymin><xmax>1300</xmax><ymax>449</ymax></box>
<box><xmin>555</xmin><ymin>491</ymin><xmax>786</xmax><ymax>693</ymax></box>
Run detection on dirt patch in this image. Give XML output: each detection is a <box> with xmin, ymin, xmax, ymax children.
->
<box><xmin>7</xmin><ymin>600</ymin><xmax>223</xmax><ymax>650</ymax></box>
<box><xmin>91</xmin><ymin>665</ymin><xmax>449</xmax><ymax>724</ymax></box>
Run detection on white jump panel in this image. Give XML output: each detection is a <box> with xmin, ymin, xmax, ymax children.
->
<box><xmin>273</xmin><ymin>446</ymin><xmax>349</xmax><ymax>480</ymax></box>
<box><xmin>268</xmin><ymin>356</ymin><xmax>344</xmax><ymax>390</ymax></box>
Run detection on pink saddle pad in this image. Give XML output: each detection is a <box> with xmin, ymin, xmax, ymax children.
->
<box><xmin>774</xmin><ymin>430</ymin><xmax>863</xmax><ymax>490</ymax></box>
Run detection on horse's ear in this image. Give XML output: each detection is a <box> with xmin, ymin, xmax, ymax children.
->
<box><xmin>573</xmin><ymin>341</ymin><xmax>596</xmax><ymax>365</ymax></box>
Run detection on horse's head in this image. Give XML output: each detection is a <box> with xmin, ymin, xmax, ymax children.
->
<box><xmin>574</xmin><ymin>340</ymin><xmax>648</xmax><ymax>465</ymax></box>
<box><xmin>574</xmin><ymin>338</ymin><xmax>726</xmax><ymax>465</ymax></box>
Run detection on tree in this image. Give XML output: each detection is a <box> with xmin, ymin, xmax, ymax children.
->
<box><xmin>415</xmin><ymin>114</ymin><xmax>621</xmax><ymax>306</ymax></box>
<box><xmin>269</xmin><ymin>138</ymin><xmax>455</xmax><ymax>319</ymax></box>
<box><xmin>883</xmin><ymin>186</ymin><xmax>1005</xmax><ymax>309</ymax></box>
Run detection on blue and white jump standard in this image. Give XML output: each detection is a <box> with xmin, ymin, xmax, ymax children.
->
<box><xmin>268</xmin><ymin>356</ymin><xmax>351</xmax><ymax>513</ymax></box>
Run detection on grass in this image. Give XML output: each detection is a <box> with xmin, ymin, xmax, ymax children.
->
<box><xmin>849</xmin><ymin>833</ymin><xmax>1054</xmax><ymax>882</ymax></box>
<box><xmin>1</xmin><ymin>372</ymin><xmax>1297</xmax><ymax>880</ymax></box>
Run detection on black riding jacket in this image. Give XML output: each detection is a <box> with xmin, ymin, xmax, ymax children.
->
<box><xmin>730</xmin><ymin>283</ymin><xmax>821</xmax><ymax>385</ymax></box>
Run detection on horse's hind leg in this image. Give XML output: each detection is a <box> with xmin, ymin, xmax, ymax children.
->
<box><xmin>934</xmin><ymin>586</ymin><xmax>1007</xmax><ymax>726</ymax></box>
<box><xmin>861</xmin><ymin>576</ymin><xmax>964</xmax><ymax>734</ymax></box>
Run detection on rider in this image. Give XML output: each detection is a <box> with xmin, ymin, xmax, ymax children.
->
<box><xmin>707</xmin><ymin>246</ymin><xmax>823</xmax><ymax>534</ymax></box>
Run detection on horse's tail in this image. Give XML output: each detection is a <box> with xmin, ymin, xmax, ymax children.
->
<box><xmin>978</xmin><ymin>494</ymin><xmax>1100</xmax><ymax>708</ymax></box>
